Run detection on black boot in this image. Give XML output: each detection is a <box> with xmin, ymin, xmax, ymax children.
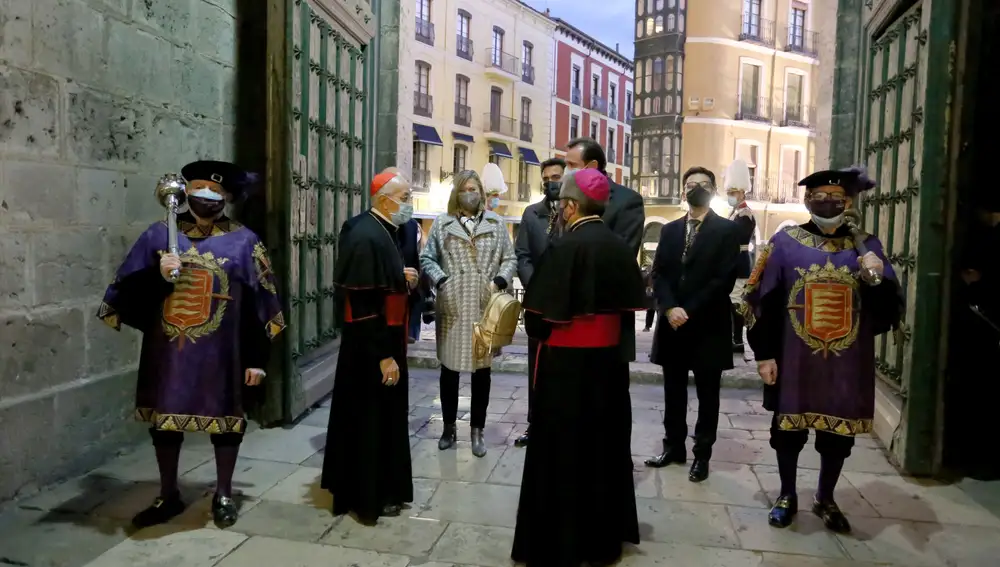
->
<box><xmin>212</xmin><ymin>493</ymin><xmax>239</xmax><ymax>528</ymax></box>
<box><xmin>132</xmin><ymin>491</ymin><xmax>186</xmax><ymax>529</ymax></box>
<box><xmin>644</xmin><ymin>440</ymin><xmax>686</xmax><ymax>468</ymax></box>
<box><xmin>471</xmin><ymin>427</ymin><xmax>487</xmax><ymax>458</ymax></box>
<box><xmin>514</xmin><ymin>428</ymin><xmax>529</xmax><ymax>447</ymax></box>
<box><xmin>438</xmin><ymin>423</ymin><xmax>457</xmax><ymax>450</ymax></box>
<box><xmin>813</xmin><ymin>498</ymin><xmax>851</xmax><ymax>533</ymax></box>
<box><xmin>768</xmin><ymin>494</ymin><xmax>798</xmax><ymax>528</ymax></box>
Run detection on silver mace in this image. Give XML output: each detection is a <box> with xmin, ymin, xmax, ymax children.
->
<box><xmin>843</xmin><ymin>208</ymin><xmax>882</xmax><ymax>286</ymax></box>
<box><xmin>154</xmin><ymin>173</ymin><xmax>187</xmax><ymax>282</ymax></box>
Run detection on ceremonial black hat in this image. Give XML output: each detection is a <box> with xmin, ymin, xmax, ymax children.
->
<box><xmin>181</xmin><ymin>160</ymin><xmax>254</xmax><ymax>198</ymax></box>
<box><xmin>798</xmin><ymin>166</ymin><xmax>876</xmax><ymax>197</ymax></box>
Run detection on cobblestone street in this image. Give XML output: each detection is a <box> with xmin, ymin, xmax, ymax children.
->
<box><xmin>2</xmin><ymin>369</ymin><xmax>999</xmax><ymax>567</ymax></box>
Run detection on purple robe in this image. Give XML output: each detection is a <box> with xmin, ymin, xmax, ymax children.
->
<box><xmin>97</xmin><ymin>215</ymin><xmax>285</xmax><ymax>434</ymax></box>
<box><xmin>740</xmin><ymin>224</ymin><xmax>901</xmax><ymax>436</ymax></box>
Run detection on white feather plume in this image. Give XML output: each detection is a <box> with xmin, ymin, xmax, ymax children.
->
<box><xmin>723</xmin><ymin>159</ymin><xmax>752</xmax><ymax>192</ymax></box>
<box><xmin>481</xmin><ymin>163</ymin><xmax>507</xmax><ymax>194</ymax></box>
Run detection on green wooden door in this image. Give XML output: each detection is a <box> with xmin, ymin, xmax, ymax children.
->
<box><xmin>855</xmin><ymin>0</ymin><xmax>958</xmax><ymax>473</ymax></box>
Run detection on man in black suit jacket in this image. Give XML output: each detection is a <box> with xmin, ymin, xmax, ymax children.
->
<box><xmin>566</xmin><ymin>137</ymin><xmax>645</xmax><ymax>363</ymax></box>
<box><xmin>645</xmin><ymin>166</ymin><xmax>739</xmax><ymax>483</ymax></box>
<box><xmin>399</xmin><ymin>218</ymin><xmax>423</xmax><ymax>342</ymax></box>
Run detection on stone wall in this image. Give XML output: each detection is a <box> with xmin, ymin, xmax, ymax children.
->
<box><xmin>0</xmin><ymin>0</ymin><xmax>239</xmax><ymax>502</ymax></box>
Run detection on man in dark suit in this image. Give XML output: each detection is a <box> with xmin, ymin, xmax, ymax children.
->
<box><xmin>400</xmin><ymin>218</ymin><xmax>422</xmax><ymax>342</ymax></box>
<box><xmin>565</xmin><ymin>137</ymin><xmax>645</xmax><ymax>363</ymax></box>
<box><xmin>513</xmin><ymin>157</ymin><xmax>566</xmax><ymax>447</ymax></box>
<box><xmin>645</xmin><ymin>166</ymin><xmax>740</xmax><ymax>483</ymax></box>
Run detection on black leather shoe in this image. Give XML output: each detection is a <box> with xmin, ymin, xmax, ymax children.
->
<box><xmin>768</xmin><ymin>494</ymin><xmax>798</xmax><ymax>528</ymax></box>
<box><xmin>644</xmin><ymin>442</ymin><xmax>687</xmax><ymax>468</ymax></box>
<box><xmin>688</xmin><ymin>459</ymin><xmax>710</xmax><ymax>482</ymax></box>
<box><xmin>212</xmin><ymin>493</ymin><xmax>239</xmax><ymax>528</ymax></box>
<box><xmin>514</xmin><ymin>429</ymin><xmax>529</xmax><ymax>447</ymax></box>
<box><xmin>438</xmin><ymin>423</ymin><xmax>457</xmax><ymax>450</ymax></box>
<box><xmin>131</xmin><ymin>492</ymin><xmax>186</xmax><ymax>529</ymax></box>
<box><xmin>381</xmin><ymin>503</ymin><xmax>402</xmax><ymax>517</ymax></box>
<box><xmin>813</xmin><ymin>498</ymin><xmax>851</xmax><ymax>533</ymax></box>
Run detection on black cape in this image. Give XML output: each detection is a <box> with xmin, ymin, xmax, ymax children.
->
<box><xmin>512</xmin><ymin>217</ymin><xmax>647</xmax><ymax>567</ymax></box>
<box><xmin>321</xmin><ymin>211</ymin><xmax>413</xmax><ymax>522</ymax></box>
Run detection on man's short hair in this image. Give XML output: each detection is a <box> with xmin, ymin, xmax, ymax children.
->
<box><xmin>682</xmin><ymin>166</ymin><xmax>717</xmax><ymax>187</ymax></box>
<box><xmin>566</xmin><ymin>137</ymin><xmax>607</xmax><ymax>173</ymax></box>
<box><xmin>540</xmin><ymin>157</ymin><xmax>566</xmax><ymax>171</ymax></box>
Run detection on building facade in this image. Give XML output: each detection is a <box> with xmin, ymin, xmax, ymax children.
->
<box><xmin>632</xmin><ymin>0</ymin><xmax>837</xmax><ymax>248</ymax></box>
<box><xmin>550</xmin><ymin>19</ymin><xmax>634</xmax><ymax>186</ymax></box>
<box><xmin>394</xmin><ymin>0</ymin><xmax>557</xmax><ymax>234</ymax></box>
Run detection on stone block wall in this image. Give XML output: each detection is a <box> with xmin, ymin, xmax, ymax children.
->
<box><xmin>0</xmin><ymin>0</ymin><xmax>239</xmax><ymax>502</ymax></box>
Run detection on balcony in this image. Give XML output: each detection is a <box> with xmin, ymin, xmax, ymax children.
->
<box><xmin>736</xmin><ymin>95</ymin><xmax>772</xmax><ymax>123</ymax></box>
<box><xmin>626</xmin><ymin>108</ymin><xmax>635</xmax><ymax>123</ymax></box>
<box><xmin>780</xmin><ymin>103</ymin><xmax>815</xmax><ymax>129</ymax></box>
<box><xmin>415</xmin><ymin>17</ymin><xmax>434</xmax><ymax>46</ymax></box>
<box><xmin>456</xmin><ymin>35</ymin><xmax>473</xmax><ymax>61</ymax></box>
<box><xmin>486</xmin><ymin>48</ymin><xmax>520</xmax><ymax>78</ymax></box>
<box><xmin>589</xmin><ymin>94</ymin><xmax>608</xmax><ymax>115</ymax></box>
<box><xmin>522</xmin><ymin>62</ymin><xmax>535</xmax><ymax>85</ymax></box>
<box><xmin>571</xmin><ymin>87</ymin><xmax>582</xmax><ymax>105</ymax></box>
<box><xmin>608</xmin><ymin>103</ymin><xmax>618</xmax><ymax>121</ymax></box>
<box><xmin>624</xmin><ymin>151</ymin><xmax>633</xmax><ymax>167</ymax></box>
<box><xmin>517</xmin><ymin>182</ymin><xmax>532</xmax><ymax>202</ymax></box>
<box><xmin>608</xmin><ymin>148</ymin><xmax>617</xmax><ymax>164</ymax></box>
<box><xmin>455</xmin><ymin>103</ymin><xmax>471</xmax><ymax>127</ymax></box>
<box><xmin>519</xmin><ymin>121</ymin><xmax>533</xmax><ymax>142</ymax></box>
<box><xmin>414</xmin><ymin>92</ymin><xmax>433</xmax><ymax>118</ymax></box>
<box><xmin>739</xmin><ymin>15</ymin><xmax>775</xmax><ymax>47</ymax></box>
<box><xmin>412</xmin><ymin>169</ymin><xmax>431</xmax><ymax>191</ymax></box>
<box><xmin>752</xmin><ymin>175</ymin><xmax>803</xmax><ymax>204</ymax></box>
<box><xmin>484</xmin><ymin>112</ymin><xmax>518</xmax><ymax>138</ymax></box>
<box><xmin>784</xmin><ymin>26</ymin><xmax>818</xmax><ymax>58</ymax></box>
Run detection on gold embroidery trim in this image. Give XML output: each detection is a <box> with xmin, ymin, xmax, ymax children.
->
<box><xmin>776</xmin><ymin>412</ymin><xmax>873</xmax><ymax>436</ymax></box>
<box><xmin>737</xmin><ymin>242</ymin><xmax>774</xmax><ymax>329</ymax></box>
<box><xmin>252</xmin><ymin>241</ymin><xmax>278</xmax><ymax>295</ymax></box>
<box><xmin>785</xmin><ymin>226</ymin><xmax>857</xmax><ymax>253</ymax></box>
<box><xmin>135</xmin><ymin>408</ymin><xmax>246</xmax><ymax>434</ymax></box>
<box><xmin>97</xmin><ymin>301</ymin><xmax>121</xmax><ymax>331</ymax></box>
<box><xmin>266</xmin><ymin>311</ymin><xmax>286</xmax><ymax>341</ymax></box>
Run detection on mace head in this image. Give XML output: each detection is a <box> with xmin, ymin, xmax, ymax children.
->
<box><xmin>155</xmin><ymin>173</ymin><xmax>187</xmax><ymax>208</ymax></box>
<box><xmin>843</xmin><ymin>208</ymin><xmax>862</xmax><ymax>229</ymax></box>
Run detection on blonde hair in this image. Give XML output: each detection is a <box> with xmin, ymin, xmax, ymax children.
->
<box><xmin>447</xmin><ymin>170</ymin><xmax>485</xmax><ymax>216</ymax></box>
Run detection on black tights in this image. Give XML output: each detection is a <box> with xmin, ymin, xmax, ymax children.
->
<box><xmin>149</xmin><ymin>429</ymin><xmax>244</xmax><ymax>498</ymax></box>
<box><xmin>440</xmin><ymin>365</ymin><xmax>492</xmax><ymax>428</ymax></box>
<box><xmin>769</xmin><ymin>416</ymin><xmax>855</xmax><ymax>502</ymax></box>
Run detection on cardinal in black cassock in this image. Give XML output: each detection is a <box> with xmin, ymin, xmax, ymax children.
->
<box><xmin>321</xmin><ymin>170</ymin><xmax>417</xmax><ymax>524</ymax></box>
<box><xmin>511</xmin><ymin>169</ymin><xmax>647</xmax><ymax>567</ymax></box>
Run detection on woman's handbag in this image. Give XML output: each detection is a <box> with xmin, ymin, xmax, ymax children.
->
<box><xmin>472</xmin><ymin>291</ymin><xmax>522</xmax><ymax>359</ymax></box>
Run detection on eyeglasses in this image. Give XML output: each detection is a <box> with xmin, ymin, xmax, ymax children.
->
<box><xmin>808</xmin><ymin>192</ymin><xmax>847</xmax><ymax>202</ymax></box>
<box><xmin>684</xmin><ymin>181</ymin><xmax>713</xmax><ymax>191</ymax></box>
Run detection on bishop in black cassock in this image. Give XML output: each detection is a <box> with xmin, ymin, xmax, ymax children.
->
<box><xmin>512</xmin><ymin>169</ymin><xmax>647</xmax><ymax>567</ymax></box>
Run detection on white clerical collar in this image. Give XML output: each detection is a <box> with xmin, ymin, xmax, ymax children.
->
<box><xmin>369</xmin><ymin>208</ymin><xmax>394</xmax><ymax>226</ymax></box>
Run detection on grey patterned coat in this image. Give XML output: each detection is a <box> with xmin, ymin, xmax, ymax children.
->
<box><xmin>420</xmin><ymin>211</ymin><xmax>517</xmax><ymax>372</ymax></box>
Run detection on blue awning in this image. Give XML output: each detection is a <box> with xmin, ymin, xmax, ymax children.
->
<box><xmin>413</xmin><ymin>124</ymin><xmax>443</xmax><ymax>146</ymax></box>
<box><xmin>489</xmin><ymin>141</ymin><xmax>513</xmax><ymax>159</ymax></box>
<box><xmin>453</xmin><ymin>132</ymin><xmax>475</xmax><ymax>143</ymax></box>
<box><xmin>518</xmin><ymin>147</ymin><xmax>540</xmax><ymax>166</ymax></box>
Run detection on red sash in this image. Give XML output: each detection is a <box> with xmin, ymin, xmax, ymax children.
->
<box><xmin>343</xmin><ymin>292</ymin><xmax>409</xmax><ymax>327</ymax></box>
<box><xmin>534</xmin><ymin>314</ymin><xmax>621</xmax><ymax>387</ymax></box>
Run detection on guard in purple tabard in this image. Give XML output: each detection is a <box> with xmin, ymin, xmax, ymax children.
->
<box><xmin>740</xmin><ymin>167</ymin><xmax>903</xmax><ymax>533</ymax></box>
<box><xmin>97</xmin><ymin>160</ymin><xmax>285</xmax><ymax>529</ymax></box>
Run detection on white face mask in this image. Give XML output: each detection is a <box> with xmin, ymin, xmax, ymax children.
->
<box><xmin>727</xmin><ymin>196</ymin><xmax>739</xmax><ymax>207</ymax></box>
<box><xmin>190</xmin><ymin>187</ymin><xmax>224</xmax><ymax>201</ymax></box>
<box><xmin>811</xmin><ymin>213</ymin><xmax>845</xmax><ymax>230</ymax></box>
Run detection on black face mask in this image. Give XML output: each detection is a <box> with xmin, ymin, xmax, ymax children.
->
<box><xmin>809</xmin><ymin>199</ymin><xmax>846</xmax><ymax>219</ymax></box>
<box><xmin>543</xmin><ymin>181</ymin><xmax>561</xmax><ymax>202</ymax></box>
<box><xmin>686</xmin><ymin>186</ymin><xmax>711</xmax><ymax>208</ymax></box>
<box><xmin>188</xmin><ymin>196</ymin><xmax>226</xmax><ymax>219</ymax></box>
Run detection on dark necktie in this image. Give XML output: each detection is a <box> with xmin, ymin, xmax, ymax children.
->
<box><xmin>683</xmin><ymin>218</ymin><xmax>701</xmax><ymax>260</ymax></box>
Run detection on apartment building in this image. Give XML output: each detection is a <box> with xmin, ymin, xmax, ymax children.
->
<box><xmin>632</xmin><ymin>0</ymin><xmax>837</xmax><ymax>243</ymax></box>
<box><xmin>550</xmin><ymin>19</ymin><xmax>634</xmax><ymax>186</ymax></box>
<box><xmin>397</xmin><ymin>0</ymin><xmax>556</xmax><ymax>233</ymax></box>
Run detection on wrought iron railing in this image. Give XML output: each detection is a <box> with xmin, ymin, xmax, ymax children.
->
<box><xmin>739</xmin><ymin>15</ymin><xmax>775</xmax><ymax>47</ymax></box>
<box><xmin>522</xmin><ymin>63</ymin><xmax>535</xmax><ymax>85</ymax></box>
<box><xmin>517</xmin><ymin>182</ymin><xmax>531</xmax><ymax>201</ymax></box>
<box><xmin>484</xmin><ymin>112</ymin><xmax>517</xmax><ymax>137</ymax></box>
<box><xmin>519</xmin><ymin>122</ymin><xmax>533</xmax><ymax>142</ymax></box>
<box><xmin>486</xmin><ymin>48</ymin><xmax>520</xmax><ymax>76</ymax></box>
<box><xmin>456</xmin><ymin>35</ymin><xmax>474</xmax><ymax>60</ymax></box>
<box><xmin>412</xmin><ymin>169</ymin><xmax>431</xmax><ymax>191</ymax></box>
<box><xmin>784</xmin><ymin>25</ymin><xmax>818</xmax><ymax>57</ymax></box>
<box><xmin>747</xmin><ymin>175</ymin><xmax>803</xmax><ymax>204</ymax></box>
<box><xmin>608</xmin><ymin>148</ymin><xmax>617</xmax><ymax>164</ymax></box>
<box><xmin>415</xmin><ymin>17</ymin><xmax>434</xmax><ymax>46</ymax></box>
<box><xmin>609</xmin><ymin>103</ymin><xmax>618</xmax><ymax>121</ymax></box>
<box><xmin>590</xmin><ymin>94</ymin><xmax>608</xmax><ymax>115</ymax></box>
<box><xmin>736</xmin><ymin>95</ymin><xmax>772</xmax><ymax>122</ymax></box>
<box><xmin>780</xmin><ymin>103</ymin><xmax>815</xmax><ymax>129</ymax></box>
<box><xmin>624</xmin><ymin>151</ymin><xmax>633</xmax><ymax>167</ymax></box>
<box><xmin>414</xmin><ymin>92</ymin><xmax>432</xmax><ymax>118</ymax></box>
<box><xmin>455</xmin><ymin>103</ymin><xmax>471</xmax><ymax>126</ymax></box>
<box><xmin>626</xmin><ymin>108</ymin><xmax>635</xmax><ymax>122</ymax></box>
<box><xmin>571</xmin><ymin>87</ymin><xmax>582</xmax><ymax>105</ymax></box>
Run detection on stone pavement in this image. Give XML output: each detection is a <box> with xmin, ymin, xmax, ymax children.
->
<box><xmin>2</xmin><ymin>370</ymin><xmax>1000</xmax><ymax>567</ymax></box>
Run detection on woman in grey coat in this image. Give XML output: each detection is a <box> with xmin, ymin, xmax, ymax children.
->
<box><xmin>420</xmin><ymin>170</ymin><xmax>517</xmax><ymax>457</ymax></box>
